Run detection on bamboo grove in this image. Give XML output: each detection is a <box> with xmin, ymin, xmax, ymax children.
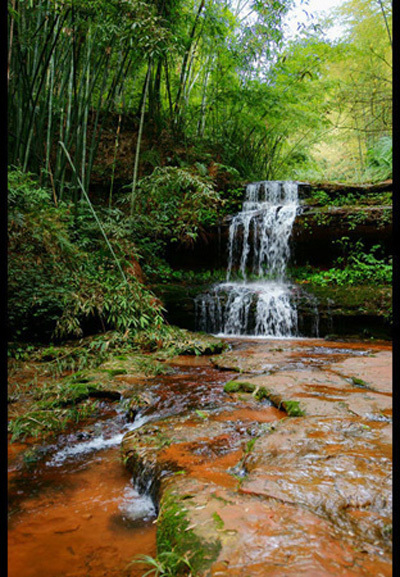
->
<box><xmin>8</xmin><ymin>0</ymin><xmax>392</xmax><ymax>202</ymax></box>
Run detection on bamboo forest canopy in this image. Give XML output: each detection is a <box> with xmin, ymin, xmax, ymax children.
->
<box><xmin>8</xmin><ymin>0</ymin><xmax>392</xmax><ymax>198</ymax></box>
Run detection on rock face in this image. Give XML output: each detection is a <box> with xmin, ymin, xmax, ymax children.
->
<box><xmin>121</xmin><ymin>338</ymin><xmax>392</xmax><ymax>576</ymax></box>
<box><xmin>165</xmin><ymin>205</ymin><xmax>392</xmax><ymax>270</ymax></box>
<box><xmin>291</xmin><ymin>205</ymin><xmax>392</xmax><ymax>265</ymax></box>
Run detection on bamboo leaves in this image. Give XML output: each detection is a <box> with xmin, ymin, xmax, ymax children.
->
<box><xmin>59</xmin><ymin>141</ymin><xmax>128</xmax><ymax>284</ymax></box>
<box><xmin>8</xmin><ymin>0</ymin><xmax>171</xmax><ymax>203</ymax></box>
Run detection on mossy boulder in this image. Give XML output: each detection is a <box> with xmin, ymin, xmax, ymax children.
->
<box><xmin>224</xmin><ymin>380</ymin><xmax>256</xmax><ymax>394</ymax></box>
<box><xmin>280</xmin><ymin>400</ymin><xmax>305</xmax><ymax>417</ymax></box>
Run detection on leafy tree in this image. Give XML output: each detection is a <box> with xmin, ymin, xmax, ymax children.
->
<box><xmin>315</xmin><ymin>0</ymin><xmax>392</xmax><ymax>180</ymax></box>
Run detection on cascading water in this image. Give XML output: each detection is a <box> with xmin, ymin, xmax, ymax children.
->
<box><xmin>195</xmin><ymin>181</ymin><xmax>300</xmax><ymax>337</ymax></box>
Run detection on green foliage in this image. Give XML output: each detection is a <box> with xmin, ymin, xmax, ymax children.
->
<box><xmin>8</xmin><ymin>168</ymin><xmax>52</xmax><ymax>209</ymax></box>
<box><xmin>130</xmin><ymin>553</ymin><xmax>193</xmax><ymax>577</ymax></box>
<box><xmin>132</xmin><ymin>166</ymin><xmax>220</xmax><ymax>245</ymax></box>
<box><xmin>54</xmin><ymin>267</ymin><xmax>163</xmax><ymax>338</ymax></box>
<box><xmin>305</xmin><ymin>189</ymin><xmax>386</xmax><ymax>208</ymax></box>
<box><xmin>30</xmin><ymin>332</ymin><xmax>136</xmax><ymax>375</ymax></box>
<box><xmin>153</xmin><ymin>268</ymin><xmax>226</xmax><ymax>285</ymax></box>
<box><xmin>305</xmin><ymin>239</ymin><xmax>391</xmax><ymax>286</ymax></box>
<box><xmin>130</xmin><ymin>326</ymin><xmax>226</xmax><ymax>357</ymax></box>
<box><xmin>155</xmin><ymin>491</ymin><xmax>221</xmax><ymax>576</ymax></box>
<box><xmin>281</xmin><ymin>400</ymin><xmax>305</xmax><ymax>417</ymax></box>
<box><xmin>307</xmin><ymin>189</ymin><xmax>331</xmax><ymax>206</ymax></box>
<box><xmin>9</xmin><ymin>322</ymin><xmax>223</xmax><ymax>442</ymax></box>
<box><xmin>8</xmin><ymin>169</ymin><xmax>163</xmax><ymax>341</ymax></box>
<box><xmin>8</xmin><ymin>0</ymin><xmax>173</xmax><ymax>194</ymax></box>
<box><xmin>8</xmin><ymin>0</ymin><xmax>392</xmax><ymax>196</ymax></box>
<box><xmin>310</xmin><ymin>190</ymin><xmax>393</xmax><ymax>207</ymax></box>
<box><xmin>293</xmin><ymin>237</ymin><xmax>391</xmax><ymax>287</ymax></box>
<box><xmin>221</xmin><ymin>186</ymin><xmax>246</xmax><ymax>217</ymax></box>
<box><xmin>244</xmin><ymin>438</ymin><xmax>257</xmax><ymax>454</ymax></box>
<box><xmin>9</xmin><ymin>400</ymin><xmax>99</xmax><ymax>443</ymax></box>
<box><xmin>364</xmin><ymin>136</ymin><xmax>392</xmax><ymax>181</ymax></box>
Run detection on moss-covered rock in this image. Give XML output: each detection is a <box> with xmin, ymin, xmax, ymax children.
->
<box><xmin>223</xmin><ymin>380</ymin><xmax>256</xmax><ymax>394</ymax></box>
<box><xmin>280</xmin><ymin>399</ymin><xmax>305</xmax><ymax>417</ymax></box>
<box><xmin>156</xmin><ymin>490</ymin><xmax>221</xmax><ymax>575</ymax></box>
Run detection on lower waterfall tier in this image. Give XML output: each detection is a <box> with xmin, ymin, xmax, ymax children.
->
<box><xmin>195</xmin><ymin>281</ymin><xmax>299</xmax><ymax>337</ymax></box>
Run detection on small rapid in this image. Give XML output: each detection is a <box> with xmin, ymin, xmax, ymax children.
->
<box><xmin>196</xmin><ymin>181</ymin><xmax>300</xmax><ymax>337</ymax></box>
<box><xmin>48</xmin><ymin>413</ymin><xmax>151</xmax><ymax>467</ymax></box>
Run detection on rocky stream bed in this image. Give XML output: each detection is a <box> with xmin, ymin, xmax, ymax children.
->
<box><xmin>8</xmin><ymin>337</ymin><xmax>392</xmax><ymax>577</ymax></box>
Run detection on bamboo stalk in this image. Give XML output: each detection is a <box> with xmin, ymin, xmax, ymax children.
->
<box><xmin>22</xmin><ymin>11</ymin><xmax>67</xmax><ymax>171</ymax></box>
<box><xmin>80</xmin><ymin>27</ymin><xmax>92</xmax><ymax>188</ymax></box>
<box><xmin>8</xmin><ymin>0</ymin><xmax>17</xmax><ymax>87</ymax></box>
<box><xmin>109</xmin><ymin>112</ymin><xmax>122</xmax><ymax>209</ymax></box>
<box><xmin>130</xmin><ymin>61</ymin><xmax>152</xmax><ymax>217</ymax></box>
<box><xmin>59</xmin><ymin>141</ymin><xmax>128</xmax><ymax>284</ymax></box>
<box><xmin>45</xmin><ymin>48</ymin><xmax>55</xmax><ymax>186</ymax></box>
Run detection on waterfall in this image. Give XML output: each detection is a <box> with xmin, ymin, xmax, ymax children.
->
<box><xmin>195</xmin><ymin>181</ymin><xmax>300</xmax><ymax>337</ymax></box>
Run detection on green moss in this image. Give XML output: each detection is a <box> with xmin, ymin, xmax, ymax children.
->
<box><xmin>281</xmin><ymin>400</ymin><xmax>305</xmax><ymax>417</ymax></box>
<box><xmin>254</xmin><ymin>386</ymin><xmax>270</xmax><ymax>401</ymax></box>
<box><xmin>299</xmin><ymin>285</ymin><xmax>391</xmax><ymax>317</ymax></box>
<box><xmin>351</xmin><ymin>376</ymin><xmax>370</xmax><ymax>388</ymax></box>
<box><xmin>239</xmin><ymin>382</ymin><xmax>256</xmax><ymax>393</ymax></box>
<box><xmin>224</xmin><ymin>380</ymin><xmax>240</xmax><ymax>393</ymax></box>
<box><xmin>104</xmin><ymin>368</ymin><xmax>128</xmax><ymax>377</ymax></box>
<box><xmin>157</xmin><ymin>491</ymin><xmax>221</xmax><ymax>575</ymax></box>
<box><xmin>212</xmin><ymin>512</ymin><xmax>225</xmax><ymax>530</ymax></box>
<box><xmin>224</xmin><ymin>380</ymin><xmax>255</xmax><ymax>394</ymax></box>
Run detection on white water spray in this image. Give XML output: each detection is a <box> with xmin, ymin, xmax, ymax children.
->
<box><xmin>48</xmin><ymin>414</ymin><xmax>150</xmax><ymax>467</ymax></box>
<box><xmin>196</xmin><ymin>181</ymin><xmax>300</xmax><ymax>337</ymax></box>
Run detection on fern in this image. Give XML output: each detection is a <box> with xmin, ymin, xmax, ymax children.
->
<box><xmin>364</xmin><ymin>136</ymin><xmax>392</xmax><ymax>181</ymax></box>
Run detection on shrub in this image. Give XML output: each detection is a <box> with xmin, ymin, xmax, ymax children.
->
<box><xmin>128</xmin><ymin>166</ymin><xmax>221</xmax><ymax>245</ymax></box>
<box><xmin>364</xmin><ymin>136</ymin><xmax>392</xmax><ymax>182</ymax></box>
<box><xmin>8</xmin><ymin>168</ymin><xmax>163</xmax><ymax>341</ymax></box>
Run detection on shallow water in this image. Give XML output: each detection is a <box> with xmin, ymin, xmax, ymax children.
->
<box><xmin>8</xmin><ymin>361</ymin><xmax>240</xmax><ymax>577</ymax></box>
<box><xmin>8</xmin><ymin>444</ymin><xmax>157</xmax><ymax>577</ymax></box>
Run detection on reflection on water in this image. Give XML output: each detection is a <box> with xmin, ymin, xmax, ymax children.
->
<box><xmin>8</xmin><ymin>446</ymin><xmax>157</xmax><ymax>577</ymax></box>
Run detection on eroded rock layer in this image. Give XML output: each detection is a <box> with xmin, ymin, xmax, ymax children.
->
<box><xmin>121</xmin><ymin>339</ymin><xmax>392</xmax><ymax>576</ymax></box>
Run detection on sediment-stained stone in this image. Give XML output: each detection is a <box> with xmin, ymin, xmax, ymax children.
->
<box><xmin>121</xmin><ymin>339</ymin><xmax>392</xmax><ymax>576</ymax></box>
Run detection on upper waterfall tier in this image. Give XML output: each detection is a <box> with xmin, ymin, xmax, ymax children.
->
<box><xmin>227</xmin><ymin>181</ymin><xmax>299</xmax><ymax>280</ymax></box>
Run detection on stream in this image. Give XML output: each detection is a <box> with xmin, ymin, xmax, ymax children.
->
<box><xmin>8</xmin><ymin>357</ymin><xmax>239</xmax><ymax>577</ymax></box>
<box><xmin>8</xmin><ymin>337</ymin><xmax>392</xmax><ymax>576</ymax></box>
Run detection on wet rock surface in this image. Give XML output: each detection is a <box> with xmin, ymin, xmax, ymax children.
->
<box><xmin>122</xmin><ymin>338</ymin><xmax>392</xmax><ymax>576</ymax></box>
